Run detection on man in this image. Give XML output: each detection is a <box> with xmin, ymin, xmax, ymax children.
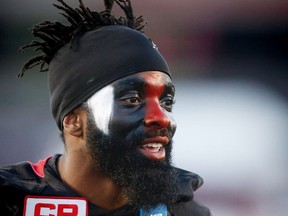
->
<box><xmin>0</xmin><ymin>0</ymin><xmax>211</xmax><ymax>215</ymax></box>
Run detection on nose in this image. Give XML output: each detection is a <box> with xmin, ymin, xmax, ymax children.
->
<box><xmin>144</xmin><ymin>99</ymin><xmax>171</xmax><ymax>129</ymax></box>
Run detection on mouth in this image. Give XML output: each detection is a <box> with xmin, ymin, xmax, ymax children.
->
<box><xmin>138</xmin><ymin>137</ymin><xmax>169</xmax><ymax>161</ymax></box>
<box><xmin>142</xmin><ymin>143</ymin><xmax>163</xmax><ymax>152</ymax></box>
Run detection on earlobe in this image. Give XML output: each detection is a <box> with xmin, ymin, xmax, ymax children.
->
<box><xmin>62</xmin><ymin>109</ymin><xmax>84</xmax><ymax>137</ymax></box>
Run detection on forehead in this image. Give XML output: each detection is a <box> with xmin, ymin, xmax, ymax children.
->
<box><xmin>112</xmin><ymin>71</ymin><xmax>173</xmax><ymax>88</ymax></box>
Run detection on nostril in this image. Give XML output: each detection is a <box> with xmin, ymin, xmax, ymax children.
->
<box><xmin>144</xmin><ymin>116</ymin><xmax>171</xmax><ymax>129</ymax></box>
<box><xmin>145</xmin><ymin>119</ymin><xmax>160</xmax><ymax>127</ymax></box>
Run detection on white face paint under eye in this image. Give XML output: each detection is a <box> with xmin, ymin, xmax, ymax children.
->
<box><xmin>86</xmin><ymin>85</ymin><xmax>114</xmax><ymax>135</ymax></box>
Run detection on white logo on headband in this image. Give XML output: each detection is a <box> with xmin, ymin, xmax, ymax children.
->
<box><xmin>149</xmin><ymin>38</ymin><xmax>158</xmax><ymax>50</ymax></box>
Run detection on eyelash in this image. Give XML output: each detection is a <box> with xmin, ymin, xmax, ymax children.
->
<box><xmin>120</xmin><ymin>94</ymin><xmax>142</xmax><ymax>106</ymax></box>
<box><xmin>161</xmin><ymin>97</ymin><xmax>175</xmax><ymax>111</ymax></box>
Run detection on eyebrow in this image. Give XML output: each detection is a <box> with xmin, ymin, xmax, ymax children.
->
<box><xmin>113</xmin><ymin>77</ymin><xmax>145</xmax><ymax>89</ymax></box>
<box><xmin>161</xmin><ymin>82</ymin><xmax>175</xmax><ymax>98</ymax></box>
<box><xmin>113</xmin><ymin>77</ymin><xmax>145</xmax><ymax>96</ymax></box>
<box><xmin>113</xmin><ymin>76</ymin><xmax>175</xmax><ymax>96</ymax></box>
<box><xmin>165</xmin><ymin>82</ymin><xmax>175</xmax><ymax>93</ymax></box>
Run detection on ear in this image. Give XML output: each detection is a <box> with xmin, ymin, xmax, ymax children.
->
<box><xmin>62</xmin><ymin>108</ymin><xmax>84</xmax><ymax>137</ymax></box>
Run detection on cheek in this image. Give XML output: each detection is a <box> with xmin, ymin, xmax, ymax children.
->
<box><xmin>108</xmin><ymin>107</ymin><xmax>145</xmax><ymax>137</ymax></box>
<box><xmin>87</xmin><ymin>85</ymin><xmax>114</xmax><ymax>135</ymax></box>
<box><xmin>169</xmin><ymin>114</ymin><xmax>177</xmax><ymax>137</ymax></box>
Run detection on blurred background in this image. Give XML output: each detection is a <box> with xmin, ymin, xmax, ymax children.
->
<box><xmin>0</xmin><ymin>0</ymin><xmax>288</xmax><ymax>215</ymax></box>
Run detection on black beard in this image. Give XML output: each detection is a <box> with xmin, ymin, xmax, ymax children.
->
<box><xmin>85</xmin><ymin>116</ymin><xmax>180</xmax><ymax>210</ymax></box>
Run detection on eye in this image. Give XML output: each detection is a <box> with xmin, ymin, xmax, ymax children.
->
<box><xmin>161</xmin><ymin>96</ymin><xmax>175</xmax><ymax>112</ymax></box>
<box><xmin>120</xmin><ymin>94</ymin><xmax>142</xmax><ymax>107</ymax></box>
<box><xmin>125</xmin><ymin>97</ymin><xmax>141</xmax><ymax>104</ymax></box>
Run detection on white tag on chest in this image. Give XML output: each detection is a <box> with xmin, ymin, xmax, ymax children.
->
<box><xmin>23</xmin><ymin>196</ymin><xmax>88</xmax><ymax>216</ymax></box>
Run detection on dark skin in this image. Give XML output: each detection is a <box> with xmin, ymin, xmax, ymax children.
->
<box><xmin>58</xmin><ymin>71</ymin><xmax>176</xmax><ymax>212</ymax></box>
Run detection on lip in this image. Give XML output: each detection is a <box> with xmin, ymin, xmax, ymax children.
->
<box><xmin>141</xmin><ymin>136</ymin><xmax>169</xmax><ymax>146</ymax></box>
<box><xmin>138</xmin><ymin>136</ymin><xmax>169</xmax><ymax>161</ymax></box>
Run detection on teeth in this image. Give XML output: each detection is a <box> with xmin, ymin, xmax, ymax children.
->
<box><xmin>142</xmin><ymin>143</ymin><xmax>163</xmax><ymax>151</ymax></box>
<box><xmin>142</xmin><ymin>143</ymin><xmax>163</xmax><ymax>148</ymax></box>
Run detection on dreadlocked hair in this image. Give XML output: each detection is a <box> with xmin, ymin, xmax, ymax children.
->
<box><xmin>18</xmin><ymin>0</ymin><xmax>145</xmax><ymax>77</ymax></box>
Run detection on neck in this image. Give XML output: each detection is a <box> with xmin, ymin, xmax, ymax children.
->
<box><xmin>58</xmin><ymin>151</ymin><xmax>128</xmax><ymax>212</ymax></box>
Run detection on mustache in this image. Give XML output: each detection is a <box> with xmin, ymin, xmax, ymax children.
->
<box><xmin>120</xmin><ymin>128</ymin><xmax>173</xmax><ymax>150</ymax></box>
<box><xmin>145</xmin><ymin>128</ymin><xmax>172</xmax><ymax>140</ymax></box>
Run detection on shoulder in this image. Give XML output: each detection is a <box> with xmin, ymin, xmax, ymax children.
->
<box><xmin>0</xmin><ymin>162</ymin><xmax>35</xmax><ymax>186</ymax></box>
<box><xmin>0</xmin><ymin>162</ymin><xmax>39</xmax><ymax>214</ymax></box>
<box><xmin>0</xmin><ymin>156</ymin><xmax>52</xmax><ymax>191</ymax></box>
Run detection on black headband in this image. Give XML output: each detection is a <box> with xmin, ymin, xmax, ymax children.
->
<box><xmin>48</xmin><ymin>26</ymin><xmax>171</xmax><ymax>130</ymax></box>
